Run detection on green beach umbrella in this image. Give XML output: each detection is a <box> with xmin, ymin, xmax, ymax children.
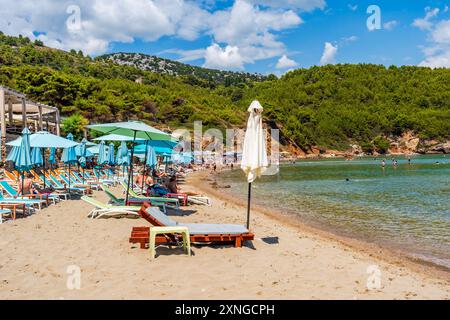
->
<box><xmin>88</xmin><ymin>121</ymin><xmax>175</xmax><ymax>204</ymax></box>
<box><xmin>93</xmin><ymin>133</ymin><xmax>145</xmax><ymax>142</ymax></box>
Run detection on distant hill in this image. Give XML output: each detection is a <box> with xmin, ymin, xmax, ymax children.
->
<box><xmin>98</xmin><ymin>52</ymin><xmax>267</xmax><ymax>86</ymax></box>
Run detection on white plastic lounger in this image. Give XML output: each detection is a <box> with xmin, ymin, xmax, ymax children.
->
<box><xmin>81</xmin><ymin>196</ymin><xmax>141</xmax><ymax>219</ymax></box>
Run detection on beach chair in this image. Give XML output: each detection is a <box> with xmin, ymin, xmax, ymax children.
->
<box><xmin>102</xmin><ymin>185</ymin><xmax>170</xmax><ymax>213</ymax></box>
<box><xmin>119</xmin><ymin>181</ymin><xmax>180</xmax><ymax>208</ymax></box>
<box><xmin>81</xmin><ymin>196</ymin><xmax>141</xmax><ymax>219</ymax></box>
<box><xmin>0</xmin><ymin>181</ymin><xmax>52</xmax><ymax>207</ymax></box>
<box><xmin>129</xmin><ymin>202</ymin><xmax>254</xmax><ymax>249</ymax></box>
<box><xmin>4</xmin><ymin>170</ymin><xmax>19</xmax><ymax>182</ymax></box>
<box><xmin>69</xmin><ymin>171</ymin><xmax>101</xmax><ymax>190</ymax></box>
<box><xmin>31</xmin><ymin>175</ymin><xmax>69</xmax><ymax>200</ymax></box>
<box><xmin>48</xmin><ymin>174</ymin><xmax>88</xmax><ymax>194</ymax></box>
<box><xmin>93</xmin><ymin>168</ymin><xmax>115</xmax><ymax>185</ymax></box>
<box><xmin>0</xmin><ymin>192</ymin><xmax>41</xmax><ymax>212</ymax></box>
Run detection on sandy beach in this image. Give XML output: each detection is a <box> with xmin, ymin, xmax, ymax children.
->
<box><xmin>0</xmin><ymin>170</ymin><xmax>449</xmax><ymax>300</ymax></box>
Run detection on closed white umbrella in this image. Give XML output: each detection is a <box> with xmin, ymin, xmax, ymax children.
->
<box><xmin>241</xmin><ymin>100</ymin><xmax>268</xmax><ymax>228</ymax></box>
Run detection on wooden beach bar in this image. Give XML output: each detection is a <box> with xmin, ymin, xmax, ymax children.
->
<box><xmin>0</xmin><ymin>86</ymin><xmax>61</xmax><ymax>161</ymax></box>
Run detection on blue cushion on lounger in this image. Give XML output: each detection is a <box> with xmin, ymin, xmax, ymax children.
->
<box><xmin>146</xmin><ymin>207</ymin><xmax>177</xmax><ymax>226</ymax></box>
<box><xmin>182</xmin><ymin>223</ymin><xmax>248</xmax><ymax>235</ymax></box>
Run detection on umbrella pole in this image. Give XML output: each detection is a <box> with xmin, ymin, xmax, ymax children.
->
<box><xmin>125</xmin><ymin>131</ymin><xmax>137</xmax><ymax>204</ymax></box>
<box><xmin>41</xmin><ymin>148</ymin><xmax>46</xmax><ymax>189</ymax></box>
<box><xmin>21</xmin><ymin>171</ymin><xmax>25</xmax><ymax>196</ymax></box>
<box><xmin>141</xmin><ymin>141</ymin><xmax>149</xmax><ymax>194</ymax></box>
<box><xmin>68</xmin><ymin>163</ymin><xmax>71</xmax><ymax>197</ymax></box>
<box><xmin>246</xmin><ymin>182</ymin><xmax>252</xmax><ymax>229</ymax></box>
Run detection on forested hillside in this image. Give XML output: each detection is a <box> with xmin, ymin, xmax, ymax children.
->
<box><xmin>0</xmin><ymin>33</ymin><xmax>449</xmax><ymax>153</ymax></box>
<box><xmin>243</xmin><ymin>65</ymin><xmax>450</xmax><ymax>151</ymax></box>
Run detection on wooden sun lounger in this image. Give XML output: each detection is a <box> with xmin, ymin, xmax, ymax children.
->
<box><xmin>129</xmin><ymin>202</ymin><xmax>254</xmax><ymax>249</ymax></box>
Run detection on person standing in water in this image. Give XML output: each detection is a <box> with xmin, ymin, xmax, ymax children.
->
<box><xmin>381</xmin><ymin>159</ymin><xmax>386</xmax><ymax>168</ymax></box>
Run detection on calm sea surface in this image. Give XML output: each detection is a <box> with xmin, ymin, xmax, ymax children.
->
<box><xmin>217</xmin><ymin>155</ymin><xmax>450</xmax><ymax>268</ymax></box>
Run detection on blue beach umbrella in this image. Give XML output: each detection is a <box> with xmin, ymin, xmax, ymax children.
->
<box><xmin>13</xmin><ymin>128</ymin><xmax>33</xmax><ymax>172</ymax></box>
<box><xmin>9</xmin><ymin>131</ymin><xmax>79</xmax><ymax>188</ymax></box>
<box><xmin>61</xmin><ymin>133</ymin><xmax>78</xmax><ymax>192</ymax></box>
<box><xmin>146</xmin><ymin>146</ymin><xmax>157</xmax><ymax>167</ymax></box>
<box><xmin>48</xmin><ymin>148</ymin><xmax>56</xmax><ymax>165</ymax></box>
<box><xmin>6</xmin><ymin>146</ymin><xmax>19</xmax><ymax>162</ymax></box>
<box><xmin>108</xmin><ymin>143</ymin><xmax>115</xmax><ymax>166</ymax></box>
<box><xmin>78</xmin><ymin>138</ymin><xmax>87</xmax><ymax>166</ymax></box>
<box><xmin>78</xmin><ymin>138</ymin><xmax>88</xmax><ymax>183</ymax></box>
<box><xmin>97</xmin><ymin>141</ymin><xmax>108</xmax><ymax>165</ymax></box>
<box><xmin>31</xmin><ymin>147</ymin><xmax>43</xmax><ymax>166</ymax></box>
<box><xmin>8</xmin><ymin>131</ymin><xmax>79</xmax><ymax>188</ymax></box>
<box><xmin>13</xmin><ymin>128</ymin><xmax>32</xmax><ymax>195</ymax></box>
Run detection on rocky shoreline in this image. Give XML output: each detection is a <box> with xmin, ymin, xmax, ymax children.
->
<box><xmin>284</xmin><ymin>132</ymin><xmax>449</xmax><ymax>159</ymax></box>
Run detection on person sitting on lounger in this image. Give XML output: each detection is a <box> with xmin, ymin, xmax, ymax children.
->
<box><xmin>166</xmin><ymin>176</ymin><xmax>200</xmax><ymax>197</ymax></box>
<box><xmin>17</xmin><ymin>173</ymin><xmax>35</xmax><ymax>196</ymax></box>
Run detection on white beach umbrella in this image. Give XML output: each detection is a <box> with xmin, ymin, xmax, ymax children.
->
<box><xmin>241</xmin><ymin>100</ymin><xmax>268</xmax><ymax>228</ymax></box>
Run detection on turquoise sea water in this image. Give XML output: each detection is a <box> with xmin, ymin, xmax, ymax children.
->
<box><xmin>218</xmin><ymin>155</ymin><xmax>450</xmax><ymax>268</ymax></box>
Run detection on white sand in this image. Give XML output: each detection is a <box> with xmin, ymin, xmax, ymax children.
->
<box><xmin>0</xmin><ymin>172</ymin><xmax>448</xmax><ymax>299</ymax></box>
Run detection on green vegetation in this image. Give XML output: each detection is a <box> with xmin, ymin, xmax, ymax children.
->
<box><xmin>0</xmin><ymin>33</ymin><xmax>449</xmax><ymax>152</ymax></box>
<box><xmin>61</xmin><ymin>114</ymin><xmax>89</xmax><ymax>141</ymax></box>
<box><xmin>240</xmin><ymin>65</ymin><xmax>450</xmax><ymax>150</ymax></box>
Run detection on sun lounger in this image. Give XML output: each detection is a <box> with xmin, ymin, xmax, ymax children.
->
<box><xmin>81</xmin><ymin>196</ymin><xmax>141</xmax><ymax>219</ymax></box>
<box><xmin>129</xmin><ymin>202</ymin><xmax>254</xmax><ymax>248</ymax></box>
<box><xmin>0</xmin><ymin>193</ymin><xmax>40</xmax><ymax>212</ymax></box>
<box><xmin>48</xmin><ymin>174</ymin><xmax>88</xmax><ymax>194</ymax></box>
<box><xmin>0</xmin><ymin>181</ymin><xmax>52</xmax><ymax>206</ymax></box>
<box><xmin>102</xmin><ymin>185</ymin><xmax>170</xmax><ymax>213</ymax></box>
<box><xmin>69</xmin><ymin>171</ymin><xmax>101</xmax><ymax>190</ymax></box>
<box><xmin>4</xmin><ymin>170</ymin><xmax>18</xmax><ymax>182</ymax></box>
<box><xmin>118</xmin><ymin>182</ymin><xmax>180</xmax><ymax>207</ymax></box>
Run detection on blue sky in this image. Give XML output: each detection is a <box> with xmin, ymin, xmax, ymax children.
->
<box><xmin>1</xmin><ymin>0</ymin><xmax>449</xmax><ymax>73</ymax></box>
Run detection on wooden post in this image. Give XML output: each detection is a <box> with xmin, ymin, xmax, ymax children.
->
<box><xmin>55</xmin><ymin>109</ymin><xmax>61</xmax><ymax>136</ymax></box>
<box><xmin>21</xmin><ymin>98</ymin><xmax>27</xmax><ymax>129</ymax></box>
<box><xmin>8</xmin><ymin>99</ymin><xmax>13</xmax><ymax>126</ymax></box>
<box><xmin>38</xmin><ymin>104</ymin><xmax>43</xmax><ymax>131</ymax></box>
<box><xmin>0</xmin><ymin>88</ymin><xmax>6</xmax><ymax>162</ymax></box>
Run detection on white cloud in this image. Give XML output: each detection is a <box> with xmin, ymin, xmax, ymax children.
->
<box><xmin>419</xmin><ymin>19</ymin><xmax>450</xmax><ymax>68</ymax></box>
<box><xmin>347</xmin><ymin>4</ymin><xmax>358</xmax><ymax>11</ymax></box>
<box><xmin>250</xmin><ymin>0</ymin><xmax>326</xmax><ymax>11</ymax></box>
<box><xmin>319</xmin><ymin>42</ymin><xmax>338</xmax><ymax>65</ymax></box>
<box><xmin>0</xmin><ymin>0</ymin><xmax>323</xmax><ymax>70</ymax></box>
<box><xmin>203</xmin><ymin>44</ymin><xmax>245</xmax><ymax>70</ymax></box>
<box><xmin>383</xmin><ymin>20</ymin><xmax>398</xmax><ymax>30</ymax></box>
<box><xmin>341</xmin><ymin>35</ymin><xmax>358</xmax><ymax>43</ymax></box>
<box><xmin>276</xmin><ymin>55</ymin><xmax>298</xmax><ymax>69</ymax></box>
<box><xmin>412</xmin><ymin>7</ymin><xmax>440</xmax><ymax>30</ymax></box>
<box><xmin>160</xmin><ymin>48</ymin><xmax>206</xmax><ymax>63</ymax></box>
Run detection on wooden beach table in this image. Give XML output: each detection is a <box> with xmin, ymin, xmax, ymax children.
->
<box><xmin>0</xmin><ymin>203</ymin><xmax>25</xmax><ymax>222</ymax></box>
<box><xmin>149</xmin><ymin>226</ymin><xmax>191</xmax><ymax>258</ymax></box>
